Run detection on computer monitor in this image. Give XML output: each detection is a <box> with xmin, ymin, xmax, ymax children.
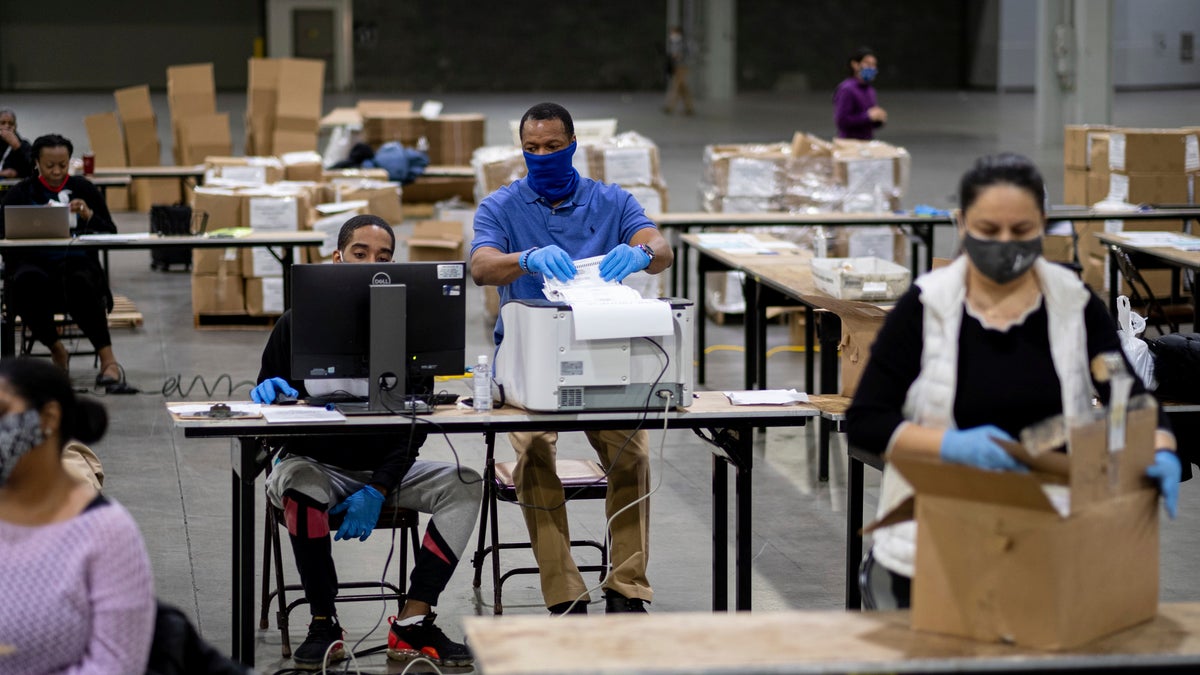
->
<box><xmin>290</xmin><ymin>261</ymin><xmax>466</xmax><ymax>401</ymax></box>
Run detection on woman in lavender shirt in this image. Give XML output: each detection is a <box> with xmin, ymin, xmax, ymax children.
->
<box><xmin>0</xmin><ymin>358</ymin><xmax>155</xmax><ymax>674</ymax></box>
<box><xmin>834</xmin><ymin>46</ymin><xmax>888</xmax><ymax>140</ymax></box>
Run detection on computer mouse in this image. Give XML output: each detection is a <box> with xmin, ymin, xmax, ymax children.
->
<box><xmin>274</xmin><ymin>392</ymin><xmax>299</xmax><ymax>405</ymax></box>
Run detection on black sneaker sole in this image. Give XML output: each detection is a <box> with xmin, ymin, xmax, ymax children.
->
<box><xmin>387</xmin><ymin>646</ymin><xmax>474</xmax><ymax>667</ymax></box>
<box><xmin>293</xmin><ymin>646</ymin><xmax>346</xmax><ymax>671</ymax></box>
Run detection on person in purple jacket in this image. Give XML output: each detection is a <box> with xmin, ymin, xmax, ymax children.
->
<box><xmin>834</xmin><ymin>46</ymin><xmax>888</xmax><ymax>140</ymax></box>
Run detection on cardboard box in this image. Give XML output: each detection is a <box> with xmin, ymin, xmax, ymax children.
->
<box><xmin>359</xmin><ymin>100</ymin><xmax>424</xmax><ymax>147</ymax></box>
<box><xmin>797</xmin><ymin>295</ymin><xmax>889</xmax><ymax>396</ymax></box>
<box><xmin>191</xmin><ymin>188</ymin><xmax>243</xmax><ymax>229</ymax></box>
<box><xmin>122</xmin><ymin>117</ymin><xmax>161</xmax><ymax>167</ymax></box>
<box><xmin>105</xmin><ymin>187</ymin><xmax>130</xmax><ymax>212</ymax></box>
<box><xmin>176</xmin><ymin>113</ymin><xmax>232</xmax><ymax>165</ymax></box>
<box><xmin>245</xmin><ymin>277</ymin><xmax>285</xmax><ymax>316</ymax></box>
<box><xmin>276</xmin><ymin>58</ymin><xmax>325</xmax><ymax>120</ymax></box>
<box><xmin>282</xmin><ymin>151</ymin><xmax>324</xmax><ymax>182</ymax></box>
<box><xmin>241</xmin><ymin>246</ymin><xmax>291</xmax><ymax>277</ymax></box>
<box><xmin>1043</xmin><ymin>234</ymin><xmax>1075</xmax><ymax>264</ymax></box>
<box><xmin>191</xmin><ymin>274</ymin><xmax>245</xmax><ymax>314</ymax></box>
<box><xmin>322</xmin><ymin>168</ymin><xmax>390</xmax><ymax>182</ymax></box>
<box><xmin>131</xmin><ymin>178</ymin><xmax>181</xmax><ymax>212</ymax></box>
<box><xmin>407</xmin><ymin>221</ymin><xmax>464</xmax><ymax>262</ymax></box>
<box><xmin>427</xmin><ymin>114</ymin><xmax>485</xmax><ymax>166</ymax></box>
<box><xmin>1063</xmin><ymin>124</ymin><xmax>1113</xmax><ymax>170</ymax></box>
<box><xmin>167</xmin><ymin>63</ymin><xmax>217</xmax><ymax>121</ymax></box>
<box><xmin>885</xmin><ymin>403</ymin><xmax>1160</xmax><ymax>650</ymax></box>
<box><xmin>205</xmin><ymin>156</ymin><xmax>285</xmax><ymax>185</ymax></box>
<box><xmin>625</xmin><ymin>185</ymin><xmax>669</xmax><ymax>215</ymax></box>
<box><xmin>586</xmin><ymin>136</ymin><xmax>662</xmax><ymax>187</ymax></box>
<box><xmin>192</xmin><ymin>247</ymin><xmax>241</xmax><ymax>276</ymax></box>
<box><xmin>84</xmin><ymin>113</ymin><xmax>127</xmax><ymax>168</ymax></box>
<box><xmin>704</xmin><ymin>144</ymin><xmax>790</xmax><ymax>198</ymax></box>
<box><xmin>114</xmin><ymin>85</ymin><xmax>155</xmax><ymax>122</ymax></box>
<box><xmin>473</xmin><ymin>146</ymin><xmax>526</xmax><ymax>198</ymax></box>
<box><xmin>1088</xmin><ymin>170</ymin><xmax>1189</xmax><ymax>205</ymax></box>
<box><xmin>1063</xmin><ymin>167</ymin><xmax>1089</xmax><ymax>206</ymax></box>
<box><xmin>401</xmin><ymin>176</ymin><xmax>473</xmax><ymax>205</ymax></box>
<box><xmin>333</xmin><ymin>181</ymin><xmax>403</xmax><ymax>224</ymax></box>
<box><xmin>1100</xmin><ymin>129</ymin><xmax>1200</xmax><ymax>173</ymax></box>
<box><xmin>243</xmin><ymin>195</ymin><xmax>303</xmax><ymax>231</ymax></box>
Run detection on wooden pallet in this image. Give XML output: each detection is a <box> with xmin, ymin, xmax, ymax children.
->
<box><xmin>12</xmin><ymin>294</ymin><xmax>143</xmax><ymax>332</ymax></box>
<box><xmin>193</xmin><ymin>313</ymin><xmax>280</xmax><ymax>331</ymax></box>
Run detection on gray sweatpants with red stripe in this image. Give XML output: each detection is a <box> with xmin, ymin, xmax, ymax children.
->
<box><xmin>267</xmin><ymin>456</ymin><xmax>482</xmax><ymax>608</ymax></box>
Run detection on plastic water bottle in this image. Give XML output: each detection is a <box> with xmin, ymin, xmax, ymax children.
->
<box><xmin>473</xmin><ymin>355</ymin><xmax>492</xmax><ymax>412</ymax></box>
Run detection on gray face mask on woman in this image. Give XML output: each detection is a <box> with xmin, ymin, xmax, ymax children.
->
<box><xmin>962</xmin><ymin>232</ymin><xmax>1042</xmax><ymax>285</ymax></box>
<box><xmin>0</xmin><ymin>409</ymin><xmax>45</xmax><ymax>486</ymax></box>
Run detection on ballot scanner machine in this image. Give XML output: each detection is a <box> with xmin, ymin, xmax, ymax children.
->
<box><xmin>495</xmin><ymin>298</ymin><xmax>694</xmax><ymax>412</ymax></box>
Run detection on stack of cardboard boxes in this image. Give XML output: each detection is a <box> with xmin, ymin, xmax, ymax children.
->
<box><xmin>189</xmin><ymin>158</ymin><xmax>413</xmax><ymax>320</ymax></box>
<box><xmin>585</xmin><ymin>132</ymin><xmax>670</xmax><ymax>215</ymax></box>
<box><xmin>167</xmin><ymin>63</ymin><xmax>232</xmax><ymax>165</ymax></box>
<box><xmin>113</xmin><ymin>85</ymin><xmax>180</xmax><ymax>212</ymax></box>
<box><xmin>83</xmin><ymin>112</ymin><xmax>130</xmax><ymax>211</ymax></box>
<box><xmin>1064</xmin><ymin>126</ymin><xmax>1200</xmax><ymax>294</ymax></box>
<box><xmin>244</xmin><ymin>58</ymin><xmax>325</xmax><ymax>157</ymax></box>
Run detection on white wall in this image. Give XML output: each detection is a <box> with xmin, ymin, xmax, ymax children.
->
<box><xmin>999</xmin><ymin>0</ymin><xmax>1200</xmax><ymax>90</ymax></box>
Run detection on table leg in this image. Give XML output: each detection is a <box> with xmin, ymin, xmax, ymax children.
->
<box><xmin>231</xmin><ymin>438</ymin><xmax>258</xmax><ymax>666</ymax></box>
<box><xmin>846</xmin><ymin>455</ymin><xmax>864</xmax><ymax>610</ymax></box>
<box><xmin>742</xmin><ymin>275</ymin><xmax>759</xmax><ymax>391</ymax></box>
<box><xmin>712</xmin><ymin>454</ymin><xmax>728</xmax><ymax>611</ymax></box>
<box><xmin>804</xmin><ymin>306</ymin><xmax>815</xmax><ymax>395</ymax></box>
<box><xmin>667</xmin><ymin>227</ymin><xmax>681</xmax><ymax>297</ymax></box>
<box><xmin>817</xmin><ymin>313</ymin><xmax>842</xmax><ymax>483</ymax></box>
<box><xmin>1</xmin><ymin>259</ymin><xmax>12</xmax><ymax>357</ymax></box>
<box><xmin>733</xmin><ymin>429</ymin><xmax>753</xmax><ymax>611</ymax></box>
<box><xmin>697</xmin><ymin>259</ymin><xmax>708</xmax><ymax>384</ymax></box>
<box><xmin>1108</xmin><ymin>246</ymin><xmax>1119</xmax><ymax>317</ymax></box>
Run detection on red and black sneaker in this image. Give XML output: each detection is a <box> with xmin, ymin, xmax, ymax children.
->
<box><xmin>387</xmin><ymin>613</ymin><xmax>473</xmax><ymax>667</ymax></box>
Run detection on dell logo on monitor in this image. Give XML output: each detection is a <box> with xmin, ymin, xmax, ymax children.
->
<box><xmin>371</xmin><ymin>272</ymin><xmax>393</xmax><ymax>285</ymax></box>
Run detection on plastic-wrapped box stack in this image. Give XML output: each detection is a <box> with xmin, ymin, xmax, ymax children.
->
<box><xmin>1063</xmin><ymin>126</ymin><xmax>1200</xmax><ymax>295</ymax></box>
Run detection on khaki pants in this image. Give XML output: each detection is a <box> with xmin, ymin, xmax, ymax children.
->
<box><xmin>665</xmin><ymin>65</ymin><xmax>694</xmax><ymax>114</ymax></box>
<box><xmin>508</xmin><ymin>429</ymin><xmax>652</xmax><ymax>607</ymax></box>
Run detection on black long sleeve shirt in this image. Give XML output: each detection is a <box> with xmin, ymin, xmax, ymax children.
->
<box><xmin>846</xmin><ymin>285</ymin><xmax>1168</xmax><ymax>455</ymax></box>
<box><xmin>257</xmin><ymin>310</ymin><xmax>426</xmax><ymax>493</ymax></box>
<box><xmin>0</xmin><ymin>137</ymin><xmax>32</xmax><ymax>178</ymax></box>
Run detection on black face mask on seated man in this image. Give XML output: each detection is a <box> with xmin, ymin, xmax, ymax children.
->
<box><xmin>962</xmin><ymin>232</ymin><xmax>1043</xmax><ymax>285</ymax></box>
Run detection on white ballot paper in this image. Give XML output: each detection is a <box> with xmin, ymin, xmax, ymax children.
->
<box><xmin>543</xmin><ymin>255</ymin><xmax>673</xmax><ymax>340</ymax></box>
<box><xmin>723</xmin><ymin>389</ymin><xmax>810</xmax><ymax>405</ymax></box>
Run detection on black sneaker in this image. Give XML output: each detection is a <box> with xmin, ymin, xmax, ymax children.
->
<box><xmin>387</xmin><ymin>613</ymin><xmax>473</xmax><ymax>667</ymax></box>
<box><xmin>292</xmin><ymin>616</ymin><xmax>345</xmax><ymax>670</ymax></box>
<box><xmin>605</xmin><ymin>590</ymin><xmax>649</xmax><ymax>614</ymax></box>
<box><xmin>548</xmin><ymin>600</ymin><xmax>588</xmax><ymax>615</ymax></box>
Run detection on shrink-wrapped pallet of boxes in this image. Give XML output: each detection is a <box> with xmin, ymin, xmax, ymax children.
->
<box><xmin>700</xmin><ymin>143</ymin><xmax>790</xmax><ymax>213</ymax></box>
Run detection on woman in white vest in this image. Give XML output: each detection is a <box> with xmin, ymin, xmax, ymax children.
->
<box><xmin>846</xmin><ymin>153</ymin><xmax>1181</xmax><ymax>609</ymax></box>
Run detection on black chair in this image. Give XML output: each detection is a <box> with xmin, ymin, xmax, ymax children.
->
<box><xmin>1110</xmin><ymin>246</ymin><xmax>1190</xmax><ymax>335</ymax></box>
<box><xmin>259</xmin><ymin>463</ymin><xmax>420</xmax><ymax>659</ymax></box>
<box><xmin>471</xmin><ymin>451</ymin><xmax>609</xmax><ymax>615</ymax></box>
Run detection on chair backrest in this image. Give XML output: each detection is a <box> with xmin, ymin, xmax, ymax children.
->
<box><xmin>1110</xmin><ymin>246</ymin><xmax>1179</xmax><ymax>335</ymax></box>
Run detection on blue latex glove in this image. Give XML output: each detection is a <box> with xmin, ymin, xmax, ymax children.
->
<box><xmin>1146</xmin><ymin>450</ymin><xmax>1181</xmax><ymax>519</ymax></box>
<box><xmin>939</xmin><ymin>425</ymin><xmax>1027</xmax><ymax>472</ymax></box>
<box><xmin>526</xmin><ymin>245</ymin><xmax>576</xmax><ymax>281</ymax></box>
<box><xmin>599</xmin><ymin>244</ymin><xmax>652</xmax><ymax>282</ymax></box>
<box><xmin>329</xmin><ymin>485</ymin><xmax>385</xmax><ymax>541</ymax></box>
<box><xmin>251</xmin><ymin>377</ymin><xmax>298</xmax><ymax>404</ymax></box>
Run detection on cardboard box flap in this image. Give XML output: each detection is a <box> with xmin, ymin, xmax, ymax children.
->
<box><xmin>167</xmin><ymin>63</ymin><xmax>215</xmax><ymax>94</ymax></box>
<box><xmin>411</xmin><ymin>221</ymin><xmax>462</xmax><ymax>242</ymax></box>
<box><xmin>1069</xmin><ymin>401</ymin><xmax>1158</xmax><ymax>511</ymax></box>
<box><xmin>84</xmin><ymin>113</ymin><xmax>127</xmax><ymax>167</ymax></box>
<box><xmin>114</xmin><ymin>85</ymin><xmax>155</xmax><ymax>121</ymax></box>
<box><xmin>356</xmin><ymin>99</ymin><xmax>414</xmax><ymax>116</ymax></box>
<box><xmin>890</xmin><ymin>453</ymin><xmax>1060</xmax><ymax>513</ymax></box>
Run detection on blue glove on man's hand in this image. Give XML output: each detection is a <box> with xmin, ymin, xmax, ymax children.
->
<box><xmin>599</xmin><ymin>244</ymin><xmax>651</xmax><ymax>282</ymax></box>
<box><xmin>1146</xmin><ymin>449</ymin><xmax>1181</xmax><ymax>519</ymax></box>
<box><xmin>525</xmin><ymin>245</ymin><xmax>576</xmax><ymax>281</ymax></box>
<box><xmin>251</xmin><ymin>377</ymin><xmax>298</xmax><ymax>404</ymax></box>
<box><xmin>329</xmin><ymin>485</ymin><xmax>385</xmax><ymax>541</ymax></box>
<box><xmin>939</xmin><ymin>425</ymin><xmax>1027</xmax><ymax>472</ymax></box>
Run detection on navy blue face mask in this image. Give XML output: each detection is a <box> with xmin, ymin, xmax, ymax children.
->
<box><xmin>524</xmin><ymin>141</ymin><xmax>580</xmax><ymax>203</ymax></box>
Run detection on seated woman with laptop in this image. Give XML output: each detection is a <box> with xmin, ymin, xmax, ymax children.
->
<box><xmin>0</xmin><ymin>134</ymin><xmax>125</xmax><ymax>384</ymax></box>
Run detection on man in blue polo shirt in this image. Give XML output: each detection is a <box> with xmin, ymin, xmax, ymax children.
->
<box><xmin>470</xmin><ymin>102</ymin><xmax>673</xmax><ymax>615</ymax></box>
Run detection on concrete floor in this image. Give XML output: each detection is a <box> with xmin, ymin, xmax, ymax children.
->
<box><xmin>4</xmin><ymin>86</ymin><xmax>1200</xmax><ymax>673</ymax></box>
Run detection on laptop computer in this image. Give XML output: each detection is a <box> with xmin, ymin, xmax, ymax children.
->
<box><xmin>4</xmin><ymin>205</ymin><xmax>72</xmax><ymax>240</ymax></box>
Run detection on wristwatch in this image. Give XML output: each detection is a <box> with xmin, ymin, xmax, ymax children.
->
<box><xmin>637</xmin><ymin>243</ymin><xmax>655</xmax><ymax>264</ymax></box>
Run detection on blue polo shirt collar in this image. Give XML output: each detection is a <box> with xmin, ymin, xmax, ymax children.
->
<box><xmin>517</xmin><ymin>177</ymin><xmax>594</xmax><ymax>208</ymax></box>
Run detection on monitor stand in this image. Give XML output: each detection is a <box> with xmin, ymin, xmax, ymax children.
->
<box><xmin>369</xmin><ymin>283</ymin><xmax>407</xmax><ymax>413</ymax></box>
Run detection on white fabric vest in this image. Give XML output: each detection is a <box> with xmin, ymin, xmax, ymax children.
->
<box><xmin>871</xmin><ymin>256</ymin><xmax>1094</xmax><ymax>577</ymax></box>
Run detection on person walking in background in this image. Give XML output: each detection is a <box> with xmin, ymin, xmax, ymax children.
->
<box><xmin>834</xmin><ymin>46</ymin><xmax>887</xmax><ymax>140</ymax></box>
<box><xmin>663</xmin><ymin>26</ymin><xmax>695</xmax><ymax>116</ymax></box>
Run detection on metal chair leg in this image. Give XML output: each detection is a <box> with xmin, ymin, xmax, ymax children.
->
<box><xmin>259</xmin><ymin>504</ymin><xmax>273</xmax><ymax>629</ymax></box>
